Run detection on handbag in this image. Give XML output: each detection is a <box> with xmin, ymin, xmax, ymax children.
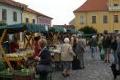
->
<box><xmin>72</xmin><ymin>56</ymin><xmax>80</xmax><ymax>70</ymax></box>
<box><xmin>36</xmin><ymin>64</ymin><xmax>51</xmax><ymax>74</ymax></box>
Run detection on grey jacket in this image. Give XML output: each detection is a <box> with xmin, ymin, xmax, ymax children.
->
<box><xmin>75</xmin><ymin>39</ymin><xmax>85</xmax><ymax>55</ymax></box>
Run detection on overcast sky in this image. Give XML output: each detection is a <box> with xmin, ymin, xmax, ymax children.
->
<box><xmin>15</xmin><ymin>0</ymin><xmax>86</xmax><ymax>25</ymax></box>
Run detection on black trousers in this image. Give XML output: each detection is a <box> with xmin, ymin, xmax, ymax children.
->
<box><xmin>118</xmin><ymin>53</ymin><xmax>120</xmax><ymax>70</ymax></box>
<box><xmin>39</xmin><ymin>72</ymin><xmax>48</xmax><ymax>80</ymax></box>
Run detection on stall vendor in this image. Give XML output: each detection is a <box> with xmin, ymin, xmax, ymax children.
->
<box><xmin>32</xmin><ymin>33</ymin><xmax>41</xmax><ymax>59</ymax></box>
<box><xmin>9</xmin><ymin>38</ymin><xmax>19</xmax><ymax>53</ymax></box>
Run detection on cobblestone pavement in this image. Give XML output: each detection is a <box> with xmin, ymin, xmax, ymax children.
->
<box><xmin>52</xmin><ymin>47</ymin><xmax>120</xmax><ymax>80</ymax></box>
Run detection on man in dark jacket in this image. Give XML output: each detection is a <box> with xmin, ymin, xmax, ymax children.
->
<box><xmin>111</xmin><ymin>36</ymin><xmax>118</xmax><ymax>64</ymax></box>
<box><xmin>103</xmin><ymin>34</ymin><xmax>111</xmax><ymax>63</ymax></box>
<box><xmin>89</xmin><ymin>36</ymin><xmax>97</xmax><ymax>59</ymax></box>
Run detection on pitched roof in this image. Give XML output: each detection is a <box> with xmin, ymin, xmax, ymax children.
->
<box><xmin>25</xmin><ymin>8</ymin><xmax>53</xmax><ymax>19</ymax></box>
<box><xmin>74</xmin><ymin>0</ymin><xmax>108</xmax><ymax>13</ymax></box>
<box><xmin>0</xmin><ymin>0</ymin><xmax>27</xmax><ymax>9</ymax></box>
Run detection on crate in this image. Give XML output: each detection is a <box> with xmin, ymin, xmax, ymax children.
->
<box><xmin>0</xmin><ymin>70</ymin><xmax>13</xmax><ymax>80</ymax></box>
<box><xmin>13</xmin><ymin>69</ymin><xmax>35</xmax><ymax>80</ymax></box>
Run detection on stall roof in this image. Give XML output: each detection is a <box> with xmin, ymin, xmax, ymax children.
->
<box><xmin>67</xmin><ymin>28</ymin><xmax>78</xmax><ymax>34</ymax></box>
<box><xmin>26</xmin><ymin>24</ymin><xmax>48</xmax><ymax>33</ymax></box>
<box><xmin>49</xmin><ymin>25</ymin><xmax>66</xmax><ymax>33</ymax></box>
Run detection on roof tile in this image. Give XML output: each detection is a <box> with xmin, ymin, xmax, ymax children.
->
<box><xmin>74</xmin><ymin>0</ymin><xmax>108</xmax><ymax>12</ymax></box>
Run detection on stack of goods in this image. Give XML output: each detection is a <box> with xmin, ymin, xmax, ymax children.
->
<box><xmin>5</xmin><ymin>50</ymin><xmax>33</xmax><ymax>61</ymax></box>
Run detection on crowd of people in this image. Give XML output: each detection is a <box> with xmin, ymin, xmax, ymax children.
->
<box><xmin>89</xmin><ymin>33</ymin><xmax>120</xmax><ymax>66</ymax></box>
<box><xmin>31</xmin><ymin>32</ymin><xmax>120</xmax><ymax>80</ymax></box>
<box><xmin>32</xmin><ymin>33</ymin><xmax>86</xmax><ymax>80</ymax></box>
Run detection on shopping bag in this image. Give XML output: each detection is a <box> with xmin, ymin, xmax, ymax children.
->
<box><xmin>100</xmin><ymin>48</ymin><xmax>105</xmax><ymax>60</ymax></box>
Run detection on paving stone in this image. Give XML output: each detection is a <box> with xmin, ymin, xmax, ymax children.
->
<box><xmin>51</xmin><ymin>47</ymin><xmax>120</xmax><ymax>80</ymax></box>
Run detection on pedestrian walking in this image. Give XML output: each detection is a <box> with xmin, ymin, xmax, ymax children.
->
<box><xmin>75</xmin><ymin>36</ymin><xmax>85</xmax><ymax>69</ymax></box>
<box><xmin>61</xmin><ymin>38</ymin><xmax>76</xmax><ymax>77</ymax></box>
<box><xmin>111</xmin><ymin>36</ymin><xmax>118</xmax><ymax>64</ymax></box>
<box><xmin>116</xmin><ymin>36</ymin><xmax>120</xmax><ymax>70</ymax></box>
<box><xmin>36</xmin><ymin>38</ymin><xmax>52</xmax><ymax>80</ymax></box>
<box><xmin>89</xmin><ymin>35</ymin><xmax>97</xmax><ymax>59</ymax></box>
<box><xmin>103</xmin><ymin>34</ymin><xmax>111</xmax><ymax>63</ymax></box>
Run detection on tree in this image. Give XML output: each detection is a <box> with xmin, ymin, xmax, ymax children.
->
<box><xmin>79</xmin><ymin>26</ymin><xmax>97</xmax><ymax>34</ymax></box>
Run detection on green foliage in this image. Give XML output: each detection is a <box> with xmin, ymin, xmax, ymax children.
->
<box><xmin>79</xmin><ymin>26</ymin><xmax>97</xmax><ymax>34</ymax></box>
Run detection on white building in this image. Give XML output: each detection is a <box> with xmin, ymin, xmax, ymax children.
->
<box><xmin>0</xmin><ymin>0</ymin><xmax>26</xmax><ymax>25</ymax></box>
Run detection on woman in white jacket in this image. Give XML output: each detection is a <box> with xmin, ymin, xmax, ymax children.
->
<box><xmin>61</xmin><ymin>38</ymin><xmax>76</xmax><ymax>77</ymax></box>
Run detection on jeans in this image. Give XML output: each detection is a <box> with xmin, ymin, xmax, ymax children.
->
<box><xmin>118</xmin><ymin>53</ymin><xmax>120</xmax><ymax>70</ymax></box>
<box><xmin>112</xmin><ymin>50</ymin><xmax>118</xmax><ymax>64</ymax></box>
<box><xmin>91</xmin><ymin>47</ymin><xmax>97</xmax><ymax>58</ymax></box>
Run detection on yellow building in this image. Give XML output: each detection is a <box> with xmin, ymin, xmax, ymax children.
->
<box><xmin>73</xmin><ymin>0</ymin><xmax>120</xmax><ymax>33</ymax></box>
<box><xmin>22</xmin><ymin>8</ymin><xmax>39</xmax><ymax>24</ymax></box>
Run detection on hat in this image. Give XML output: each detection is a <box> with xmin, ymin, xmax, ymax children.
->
<box><xmin>34</xmin><ymin>33</ymin><xmax>40</xmax><ymax>37</ymax></box>
<box><xmin>64</xmin><ymin>38</ymin><xmax>70</xmax><ymax>43</ymax></box>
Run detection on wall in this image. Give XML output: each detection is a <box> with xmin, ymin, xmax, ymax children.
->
<box><xmin>22</xmin><ymin>11</ymin><xmax>37</xmax><ymax>24</ymax></box>
<box><xmin>74</xmin><ymin>11</ymin><xmax>120</xmax><ymax>33</ymax></box>
<box><xmin>37</xmin><ymin>16</ymin><xmax>52</xmax><ymax>27</ymax></box>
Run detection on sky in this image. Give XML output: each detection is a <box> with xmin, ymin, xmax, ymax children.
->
<box><xmin>15</xmin><ymin>0</ymin><xmax>86</xmax><ymax>25</ymax></box>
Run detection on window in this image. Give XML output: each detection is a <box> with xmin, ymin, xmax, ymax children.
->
<box><xmin>2</xmin><ymin>9</ymin><xmax>7</xmax><ymax>21</ymax></box>
<box><xmin>114</xmin><ymin>4</ymin><xmax>118</xmax><ymax>6</ymax></box>
<box><xmin>80</xmin><ymin>16</ymin><xmax>84</xmax><ymax>24</ymax></box>
<box><xmin>114</xmin><ymin>15</ymin><xmax>118</xmax><ymax>23</ymax></box>
<box><xmin>92</xmin><ymin>16</ymin><xmax>96</xmax><ymax>23</ymax></box>
<box><xmin>13</xmin><ymin>12</ymin><xmax>17</xmax><ymax>21</ymax></box>
<box><xmin>32</xmin><ymin>19</ymin><xmax>35</xmax><ymax>24</ymax></box>
<box><xmin>103</xmin><ymin>15</ymin><xmax>108</xmax><ymax>24</ymax></box>
<box><xmin>26</xmin><ymin>18</ymin><xmax>29</xmax><ymax>23</ymax></box>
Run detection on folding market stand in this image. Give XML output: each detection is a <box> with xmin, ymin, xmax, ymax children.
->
<box><xmin>0</xmin><ymin>24</ymin><xmax>27</xmax><ymax>69</ymax></box>
<box><xmin>0</xmin><ymin>24</ymin><xmax>49</xmax><ymax>70</ymax></box>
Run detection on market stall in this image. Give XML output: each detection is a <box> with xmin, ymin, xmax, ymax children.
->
<box><xmin>0</xmin><ymin>24</ymin><xmax>35</xmax><ymax>70</ymax></box>
<box><xmin>48</xmin><ymin>25</ymin><xmax>66</xmax><ymax>44</ymax></box>
<box><xmin>24</xmin><ymin>24</ymin><xmax>48</xmax><ymax>49</ymax></box>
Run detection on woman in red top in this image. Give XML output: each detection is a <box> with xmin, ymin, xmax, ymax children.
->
<box><xmin>32</xmin><ymin>34</ymin><xmax>41</xmax><ymax>59</ymax></box>
<box><xmin>9</xmin><ymin>39</ymin><xmax>19</xmax><ymax>53</ymax></box>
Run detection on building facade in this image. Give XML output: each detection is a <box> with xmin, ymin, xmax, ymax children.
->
<box><xmin>0</xmin><ymin>0</ymin><xmax>25</xmax><ymax>25</ymax></box>
<box><xmin>22</xmin><ymin>8</ymin><xmax>38</xmax><ymax>24</ymax></box>
<box><xmin>37</xmin><ymin>15</ymin><xmax>52</xmax><ymax>27</ymax></box>
<box><xmin>73</xmin><ymin>0</ymin><xmax>120</xmax><ymax>33</ymax></box>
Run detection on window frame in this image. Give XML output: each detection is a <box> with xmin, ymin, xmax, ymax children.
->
<box><xmin>114</xmin><ymin>15</ymin><xmax>119</xmax><ymax>23</ymax></box>
<box><xmin>32</xmin><ymin>19</ymin><xmax>35</xmax><ymax>24</ymax></box>
<box><xmin>103</xmin><ymin>15</ymin><xmax>108</xmax><ymax>24</ymax></box>
<box><xmin>2</xmin><ymin>9</ymin><xmax>7</xmax><ymax>21</ymax></box>
<box><xmin>80</xmin><ymin>16</ymin><xmax>84</xmax><ymax>24</ymax></box>
<box><xmin>26</xmin><ymin>18</ymin><xmax>29</xmax><ymax>23</ymax></box>
<box><xmin>92</xmin><ymin>16</ymin><xmax>96</xmax><ymax>24</ymax></box>
<box><xmin>13</xmin><ymin>11</ymin><xmax>17</xmax><ymax>22</ymax></box>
